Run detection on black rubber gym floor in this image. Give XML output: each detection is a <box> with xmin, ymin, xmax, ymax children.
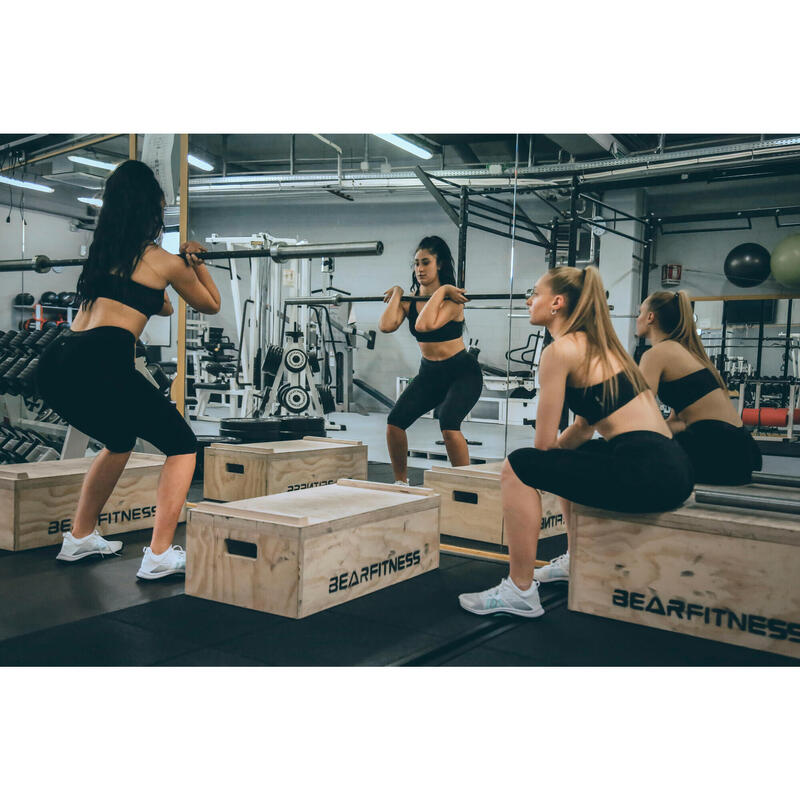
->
<box><xmin>0</xmin><ymin>462</ymin><xmax>797</xmax><ymax>667</ymax></box>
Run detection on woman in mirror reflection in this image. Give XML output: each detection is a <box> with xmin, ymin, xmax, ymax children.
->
<box><xmin>379</xmin><ymin>235</ymin><xmax>483</xmax><ymax>485</ymax></box>
<box><xmin>635</xmin><ymin>290</ymin><xmax>762</xmax><ymax>485</ymax></box>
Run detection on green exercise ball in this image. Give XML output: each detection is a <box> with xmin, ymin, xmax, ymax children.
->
<box><xmin>770</xmin><ymin>234</ymin><xmax>800</xmax><ymax>290</ymax></box>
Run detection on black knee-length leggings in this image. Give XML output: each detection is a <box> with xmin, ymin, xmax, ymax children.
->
<box><xmin>35</xmin><ymin>326</ymin><xmax>197</xmax><ymax>456</ymax></box>
<box><xmin>387</xmin><ymin>349</ymin><xmax>483</xmax><ymax>432</ymax></box>
<box><xmin>674</xmin><ymin>420</ymin><xmax>762</xmax><ymax>485</ymax></box>
<box><xmin>507</xmin><ymin>431</ymin><xmax>695</xmax><ymax>513</ymax></box>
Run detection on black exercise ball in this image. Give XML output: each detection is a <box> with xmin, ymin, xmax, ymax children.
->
<box><xmin>723</xmin><ymin>242</ymin><xmax>771</xmax><ymax>288</ymax></box>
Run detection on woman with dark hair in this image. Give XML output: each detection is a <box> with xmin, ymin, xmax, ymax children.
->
<box><xmin>635</xmin><ymin>290</ymin><xmax>761</xmax><ymax>484</ymax></box>
<box><xmin>379</xmin><ymin>235</ymin><xmax>483</xmax><ymax>484</ymax></box>
<box><xmin>35</xmin><ymin>159</ymin><xmax>221</xmax><ymax>580</ymax></box>
<box><xmin>458</xmin><ymin>267</ymin><xmax>694</xmax><ymax>616</ymax></box>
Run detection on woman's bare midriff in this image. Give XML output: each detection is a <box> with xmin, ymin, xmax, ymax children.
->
<box><xmin>418</xmin><ymin>339</ymin><xmax>466</xmax><ymax>360</ymax></box>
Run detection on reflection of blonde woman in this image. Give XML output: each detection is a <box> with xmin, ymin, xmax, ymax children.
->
<box><xmin>459</xmin><ymin>267</ymin><xmax>694</xmax><ymax>617</ymax></box>
<box><xmin>636</xmin><ymin>291</ymin><xmax>761</xmax><ymax>484</ymax></box>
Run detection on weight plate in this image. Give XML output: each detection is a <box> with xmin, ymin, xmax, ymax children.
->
<box><xmin>284</xmin><ymin>348</ymin><xmax>308</xmax><ymax>373</ymax></box>
<box><xmin>219</xmin><ymin>416</ymin><xmax>282</xmax><ymax>435</ymax></box>
<box><xmin>262</xmin><ymin>345</ymin><xmax>283</xmax><ymax>376</ymax></box>
<box><xmin>279</xmin><ymin>414</ymin><xmax>325</xmax><ymax>432</ymax></box>
<box><xmin>282</xmin><ymin>386</ymin><xmax>310</xmax><ymax>413</ymax></box>
<box><xmin>318</xmin><ymin>386</ymin><xmax>336</xmax><ymax>414</ymax></box>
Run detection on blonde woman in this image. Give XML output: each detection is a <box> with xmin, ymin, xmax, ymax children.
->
<box><xmin>636</xmin><ymin>291</ymin><xmax>761</xmax><ymax>484</ymax></box>
<box><xmin>458</xmin><ymin>267</ymin><xmax>694</xmax><ymax>617</ymax></box>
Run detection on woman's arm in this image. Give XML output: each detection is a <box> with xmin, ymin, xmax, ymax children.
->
<box><xmin>556</xmin><ymin>416</ymin><xmax>595</xmax><ymax>450</ymax></box>
<box><xmin>666</xmin><ymin>409</ymin><xmax>687</xmax><ymax>434</ymax></box>
<box><xmin>160</xmin><ymin>242</ymin><xmax>221</xmax><ymax>314</ymax></box>
<box><xmin>379</xmin><ymin>286</ymin><xmax>408</xmax><ymax>333</ymax></box>
<box><xmin>414</xmin><ymin>285</ymin><xmax>467</xmax><ymax>332</ymax></box>
<box><xmin>533</xmin><ymin>342</ymin><xmax>571</xmax><ymax>450</ymax></box>
<box><xmin>156</xmin><ymin>291</ymin><xmax>173</xmax><ymax>317</ymax></box>
<box><xmin>638</xmin><ymin>347</ymin><xmax>662</xmax><ymax>395</ymax></box>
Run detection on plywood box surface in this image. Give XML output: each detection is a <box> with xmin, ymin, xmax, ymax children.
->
<box><xmin>423</xmin><ymin>460</ymin><xmax>566</xmax><ymax>545</ymax></box>
<box><xmin>186</xmin><ymin>479</ymin><xmax>440</xmax><ymax>618</ymax></box>
<box><xmin>569</xmin><ymin>492</ymin><xmax>800</xmax><ymax>659</ymax></box>
<box><xmin>0</xmin><ymin>454</ymin><xmax>183</xmax><ymax>551</ymax></box>
<box><xmin>203</xmin><ymin>436</ymin><xmax>368</xmax><ymax>501</ymax></box>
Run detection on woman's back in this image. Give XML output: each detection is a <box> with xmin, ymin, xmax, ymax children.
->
<box><xmin>558</xmin><ymin>332</ymin><xmax>671</xmax><ymax>440</ymax></box>
<box><xmin>646</xmin><ymin>340</ymin><xmax>741</xmax><ymax>427</ymax></box>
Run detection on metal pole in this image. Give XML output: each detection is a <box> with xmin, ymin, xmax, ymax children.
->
<box><xmin>457</xmin><ymin>187</ymin><xmax>468</xmax><ymax>287</ymax></box>
<box><xmin>783</xmin><ymin>299</ymin><xmax>793</xmax><ymax>380</ymax></box>
<box><xmin>637</xmin><ymin>219</ymin><xmax>654</xmax><ymax>353</ymax></box>
<box><xmin>566</xmin><ymin>177</ymin><xmax>580</xmax><ymax>266</ymax></box>
<box><xmin>548</xmin><ymin>218</ymin><xmax>559</xmax><ymax>270</ymax></box>
<box><xmin>756</xmin><ymin>300</ymin><xmax>765</xmax><ymax>378</ymax></box>
<box><xmin>171</xmin><ymin>134</ymin><xmax>189</xmax><ymax>417</ymax></box>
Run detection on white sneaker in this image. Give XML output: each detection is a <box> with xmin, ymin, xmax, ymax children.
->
<box><xmin>534</xmin><ymin>552</ymin><xmax>570</xmax><ymax>583</ymax></box>
<box><xmin>393</xmin><ymin>480</ymin><xmax>410</xmax><ymax>487</ymax></box>
<box><xmin>458</xmin><ymin>577</ymin><xmax>544</xmax><ymax>618</ymax></box>
<box><xmin>136</xmin><ymin>545</ymin><xmax>186</xmax><ymax>580</ymax></box>
<box><xmin>56</xmin><ymin>530</ymin><xmax>123</xmax><ymax>562</ymax></box>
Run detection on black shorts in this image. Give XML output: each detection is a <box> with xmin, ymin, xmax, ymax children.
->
<box><xmin>507</xmin><ymin>431</ymin><xmax>695</xmax><ymax>514</ymax></box>
<box><xmin>675</xmin><ymin>420</ymin><xmax>762</xmax><ymax>485</ymax></box>
<box><xmin>387</xmin><ymin>349</ymin><xmax>483</xmax><ymax>432</ymax></box>
<box><xmin>35</xmin><ymin>326</ymin><xmax>197</xmax><ymax>457</ymax></box>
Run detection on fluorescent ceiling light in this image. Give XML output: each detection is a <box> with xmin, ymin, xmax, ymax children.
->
<box><xmin>77</xmin><ymin>196</ymin><xmax>103</xmax><ymax>208</ymax></box>
<box><xmin>374</xmin><ymin>134</ymin><xmax>433</xmax><ymax>160</ymax></box>
<box><xmin>68</xmin><ymin>155</ymin><xmax>119</xmax><ymax>171</ymax></box>
<box><xmin>188</xmin><ymin>154</ymin><xmax>214</xmax><ymax>171</ymax></box>
<box><xmin>0</xmin><ymin>175</ymin><xmax>55</xmax><ymax>193</ymax></box>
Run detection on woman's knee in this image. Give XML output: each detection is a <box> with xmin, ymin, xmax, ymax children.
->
<box><xmin>440</xmin><ymin>428</ymin><xmax>463</xmax><ymax>441</ymax></box>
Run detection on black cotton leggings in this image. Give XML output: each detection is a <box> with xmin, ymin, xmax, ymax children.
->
<box><xmin>507</xmin><ymin>431</ymin><xmax>695</xmax><ymax>514</ymax></box>
<box><xmin>387</xmin><ymin>349</ymin><xmax>483</xmax><ymax>432</ymax></box>
<box><xmin>674</xmin><ymin>420</ymin><xmax>762</xmax><ymax>485</ymax></box>
<box><xmin>35</xmin><ymin>326</ymin><xmax>197</xmax><ymax>456</ymax></box>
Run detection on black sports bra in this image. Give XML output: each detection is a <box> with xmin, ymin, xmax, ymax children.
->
<box><xmin>564</xmin><ymin>371</ymin><xmax>642</xmax><ymax>425</ymax></box>
<box><xmin>658</xmin><ymin>368</ymin><xmax>719</xmax><ymax>413</ymax></box>
<box><xmin>93</xmin><ymin>273</ymin><xmax>165</xmax><ymax>318</ymax></box>
<box><xmin>407</xmin><ymin>299</ymin><xmax>464</xmax><ymax>343</ymax></box>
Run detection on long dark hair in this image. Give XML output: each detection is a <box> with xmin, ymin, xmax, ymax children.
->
<box><xmin>77</xmin><ymin>160</ymin><xmax>165</xmax><ymax>309</ymax></box>
<box><xmin>410</xmin><ymin>235</ymin><xmax>457</xmax><ymax>294</ymax></box>
<box><xmin>647</xmin><ymin>290</ymin><xmax>727</xmax><ymax>391</ymax></box>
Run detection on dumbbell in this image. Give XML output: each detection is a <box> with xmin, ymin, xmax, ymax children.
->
<box><xmin>3</xmin><ymin>356</ymin><xmax>36</xmax><ymax>395</ymax></box>
<box><xmin>17</xmin><ymin>357</ymin><xmax>40</xmax><ymax>398</ymax></box>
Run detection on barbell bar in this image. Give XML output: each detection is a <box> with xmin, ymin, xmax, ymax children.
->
<box><xmin>0</xmin><ymin>241</ymin><xmax>384</xmax><ymax>274</ymax></box>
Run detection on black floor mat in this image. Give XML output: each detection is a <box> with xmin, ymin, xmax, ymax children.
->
<box><xmin>443</xmin><ymin>605</ymin><xmax>799</xmax><ymax>667</ymax></box>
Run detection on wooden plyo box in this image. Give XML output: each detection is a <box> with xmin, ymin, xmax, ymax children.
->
<box><xmin>0</xmin><ymin>454</ymin><xmax>183</xmax><ymax>551</ymax></box>
<box><xmin>569</xmin><ymin>491</ymin><xmax>800</xmax><ymax>659</ymax></box>
<box><xmin>423</xmin><ymin>460</ymin><xmax>566</xmax><ymax>545</ymax></box>
<box><xmin>203</xmin><ymin>436</ymin><xmax>368</xmax><ymax>502</ymax></box>
<box><xmin>186</xmin><ymin>479</ymin><xmax>440</xmax><ymax>618</ymax></box>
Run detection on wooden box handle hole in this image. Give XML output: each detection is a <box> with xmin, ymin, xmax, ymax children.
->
<box><xmin>453</xmin><ymin>490</ymin><xmax>478</xmax><ymax>504</ymax></box>
<box><xmin>226</xmin><ymin>463</ymin><xmax>245</xmax><ymax>474</ymax></box>
<box><xmin>225</xmin><ymin>538</ymin><xmax>258</xmax><ymax>559</ymax></box>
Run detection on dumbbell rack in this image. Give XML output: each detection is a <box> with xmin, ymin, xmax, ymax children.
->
<box><xmin>14</xmin><ymin>303</ymin><xmax>78</xmax><ymax>330</ymax></box>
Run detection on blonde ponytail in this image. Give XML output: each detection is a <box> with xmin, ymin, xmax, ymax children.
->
<box><xmin>647</xmin><ymin>290</ymin><xmax>726</xmax><ymax>391</ymax></box>
<box><xmin>547</xmin><ymin>266</ymin><xmax>650</xmax><ymax>407</ymax></box>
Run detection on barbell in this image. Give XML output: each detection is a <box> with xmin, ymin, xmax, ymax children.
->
<box><xmin>0</xmin><ymin>241</ymin><xmax>384</xmax><ymax>274</ymax></box>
